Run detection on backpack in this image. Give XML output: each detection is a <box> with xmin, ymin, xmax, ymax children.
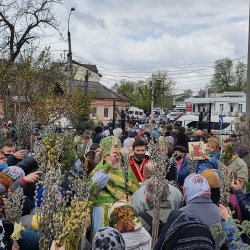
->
<box><xmin>153</xmin><ymin>209</ymin><xmax>215</xmax><ymax>250</ymax></box>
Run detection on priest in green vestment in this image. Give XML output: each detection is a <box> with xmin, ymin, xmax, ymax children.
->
<box><xmin>90</xmin><ymin>136</ymin><xmax>140</xmax><ymax>235</ymax></box>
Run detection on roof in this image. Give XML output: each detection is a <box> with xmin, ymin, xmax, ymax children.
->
<box><xmin>71</xmin><ymin>80</ymin><xmax>128</xmax><ymax>101</ymax></box>
<box><xmin>175</xmin><ymin>95</ymin><xmax>188</xmax><ymax>102</ymax></box>
<box><xmin>72</xmin><ymin>60</ymin><xmax>102</xmax><ymax>76</ymax></box>
<box><xmin>185</xmin><ymin>96</ymin><xmax>246</xmax><ymax>104</ymax></box>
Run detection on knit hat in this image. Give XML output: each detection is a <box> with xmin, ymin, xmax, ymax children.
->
<box><xmin>201</xmin><ymin>169</ymin><xmax>220</xmax><ymax>189</ymax></box>
<box><xmin>183</xmin><ymin>174</ymin><xmax>211</xmax><ymax>203</ymax></box>
<box><xmin>109</xmin><ymin>200</ymin><xmax>142</xmax><ymax>233</ymax></box>
<box><xmin>3</xmin><ymin>166</ymin><xmax>25</xmax><ymax>181</ymax></box>
<box><xmin>100</xmin><ymin>136</ymin><xmax>122</xmax><ymax>158</ymax></box>
<box><xmin>92</xmin><ymin>227</ymin><xmax>126</xmax><ymax>250</ymax></box>
<box><xmin>17</xmin><ymin>230</ymin><xmax>39</xmax><ymax>250</ymax></box>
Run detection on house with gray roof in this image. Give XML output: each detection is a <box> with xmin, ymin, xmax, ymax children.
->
<box><xmin>71</xmin><ymin>61</ymin><xmax>128</xmax><ymax>125</ymax></box>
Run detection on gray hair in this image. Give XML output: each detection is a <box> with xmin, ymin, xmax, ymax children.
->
<box><xmin>145</xmin><ymin>178</ymin><xmax>170</xmax><ymax>202</ymax></box>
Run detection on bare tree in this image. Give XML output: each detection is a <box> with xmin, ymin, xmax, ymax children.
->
<box><xmin>0</xmin><ymin>0</ymin><xmax>61</xmax><ymax>64</ymax></box>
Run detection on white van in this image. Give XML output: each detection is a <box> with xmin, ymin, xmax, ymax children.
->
<box><xmin>173</xmin><ymin>114</ymin><xmax>235</xmax><ymax>131</ymax></box>
<box><xmin>127</xmin><ymin>107</ymin><xmax>146</xmax><ymax>121</ymax></box>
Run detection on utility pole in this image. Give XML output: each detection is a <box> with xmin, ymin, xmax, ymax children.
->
<box><xmin>84</xmin><ymin>70</ymin><xmax>91</xmax><ymax>94</ymax></box>
<box><xmin>67</xmin><ymin>7</ymin><xmax>75</xmax><ymax>75</ymax></box>
<box><xmin>208</xmin><ymin>101</ymin><xmax>212</xmax><ymax>134</ymax></box>
<box><xmin>113</xmin><ymin>100</ymin><xmax>116</xmax><ymax>130</ymax></box>
<box><xmin>246</xmin><ymin>4</ymin><xmax>250</xmax><ymax>119</ymax></box>
<box><xmin>151</xmin><ymin>80</ymin><xmax>154</xmax><ymax>115</ymax></box>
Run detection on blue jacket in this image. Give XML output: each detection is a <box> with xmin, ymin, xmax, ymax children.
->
<box><xmin>197</xmin><ymin>152</ymin><xmax>220</xmax><ymax>173</ymax></box>
<box><xmin>222</xmin><ymin>220</ymin><xmax>248</xmax><ymax>250</ymax></box>
<box><xmin>173</xmin><ymin>156</ymin><xmax>189</xmax><ymax>186</ymax></box>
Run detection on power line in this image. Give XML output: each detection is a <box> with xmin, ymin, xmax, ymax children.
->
<box><xmin>74</xmin><ymin>54</ymin><xmax>247</xmax><ymax>82</ymax></box>
<box><xmin>99</xmin><ymin>55</ymin><xmax>248</xmax><ymax>70</ymax></box>
<box><xmin>36</xmin><ymin>41</ymin><xmax>67</xmax><ymax>46</ymax></box>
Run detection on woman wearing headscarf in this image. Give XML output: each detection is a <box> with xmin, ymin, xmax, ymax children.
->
<box><xmin>179</xmin><ymin>174</ymin><xmax>221</xmax><ymax>250</ymax></box>
<box><xmin>90</xmin><ymin>136</ymin><xmax>140</xmax><ymax>235</ymax></box>
<box><xmin>92</xmin><ymin>227</ymin><xmax>126</xmax><ymax>250</ymax></box>
<box><xmin>180</xmin><ymin>174</ymin><xmax>221</xmax><ymax>228</ymax></box>
<box><xmin>109</xmin><ymin>200</ymin><xmax>151</xmax><ymax>250</ymax></box>
<box><xmin>1</xmin><ymin>166</ymin><xmax>42</xmax><ymax>216</ymax></box>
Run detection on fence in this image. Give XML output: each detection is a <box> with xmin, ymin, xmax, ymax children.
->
<box><xmin>212</xmin><ymin>130</ymin><xmax>236</xmax><ymax>143</ymax></box>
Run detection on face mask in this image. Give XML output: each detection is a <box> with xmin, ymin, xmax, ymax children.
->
<box><xmin>174</xmin><ymin>158</ymin><xmax>184</xmax><ymax>165</ymax></box>
<box><xmin>4</xmin><ymin>154</ymin><xmax>11</xmax><ymax>158</ymax></box>
<box><xmin>0</xmin><ymin>164</ymin><xmax>8</xmax><ymax>171</ymax></box>
<box><xmin>134</xmin><ymin>153</ymin><xmax>145</xmax><ymax>161</ymax></box>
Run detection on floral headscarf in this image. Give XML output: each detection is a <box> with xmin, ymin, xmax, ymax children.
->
<box><xmin>3</xmin><ymin>166</ymin><xmax>25</xmax><ymax>181</ymax></box>
<box><xmin>183</xmin><ymin>174</ymin><xmax>211</xmax><ymax>203</ymax></box>
<box><xmin>92</xmin><ymin>227</ymin><xmax>126</xmax><ymax>250</ymax></box>
<box><xmin>108</xmin><ymin>200</ymin><xmax>142</xmax><ymax>233</ymax></box>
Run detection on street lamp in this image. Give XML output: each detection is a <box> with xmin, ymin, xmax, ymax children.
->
<box><xmin>67</xmin><ymin>7</ymin><xmax>75</xmax><ymax>74</ymax></box>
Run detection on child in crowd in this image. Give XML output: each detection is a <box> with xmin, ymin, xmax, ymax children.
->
<box><xmin>196</xmin><ymin>138</ymin><xmax>220</xmax><ymax>174</ymax></box>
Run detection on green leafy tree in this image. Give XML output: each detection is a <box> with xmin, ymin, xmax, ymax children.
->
<box><xmin>113</xmin><ymin>71</ymin><xmax>175</xmax><ymax>112</ymax></box>
<box><xmin>150</xmin><ymin>71</ymin><xmax>175</xmax><ymax>110</ymax></box>
<box><xmin>0</xmin><ymin>47</ymin><xmax>93</xmax><ymax>127</ymax></box>
<box><xmin>66</xmin><ymin>88</ymin><xmax>94</xmax><ymax>132</ymax></box>
<box><xmin>233</xmin><ymin>61</ymin><xmax>247</xmax><ymax>91</ymax></box>
<box><xmin>115</xmin><ymin>80</ymin><xmax>136</xmax><ymax>99</ymax></box>
<box><xmin>183</xmin><ymin>89</ymin><xmax>193</xmax><ymax>97</ymax></box>
<box><xmin>211</xmin><ymin>58</ymin><xmax>246</xmax><ymax>93</ymax></box>
<box><xmin>1</xmin><ymin>47</ymin><xmax>70</xmax><ymax>123</ymax></box>
<box><xmin>134</xmin><ymin>82</ymin><xmax>151</xmax><ymax>112</ymax></box>
<box><xmin>197</xmin><ymin>89</ymin><xmax>206</xmax><ymax>97</ymax></box>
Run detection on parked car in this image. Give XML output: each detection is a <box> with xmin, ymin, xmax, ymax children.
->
<box><xmin>127</xmin><ymin>107</ymin><xmax>146</xmax><ymax>122</ymax></box>
<box><xmin>173</xmin><ymin>114</ymin><xmax>235</xmax><ymax>131</ymax></box>
<box><xmin>168</xmin><ymin>110</ymin><xmax>184</xmax><ymax>122</ymax></box>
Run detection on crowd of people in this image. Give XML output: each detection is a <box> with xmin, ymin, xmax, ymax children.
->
<box><xmin>0</xmin><ymin>119</ymin><xmax>250</xmax><ymax>249</ymax></box>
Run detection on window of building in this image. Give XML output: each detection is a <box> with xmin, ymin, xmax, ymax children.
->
<box><xmin>230</xmin><ymin>105</ymin><xmax>234</xmax><ymax>112</ymax></box>
<box><xmin>92</xmin><ymin>107</ymin><xmax>97</xmax><ymax>117</ymax></box>
<box><xmin>192</xmin><ymin>105</ymin><xmax>195</xmax><ymax>113</ymax></box>
<box><xmin>104</xmin><ymin>107</ymin><xmax>109</xmax><ymax>118</ymax></box>
<box><xmin>219</xmin><ymin>104</ymin><xmax>224</xmax><ymax>112</ymax></box>
<box><xmin>238</xmin><ymin>104</ymin><xmax>243</xmax><ymax>112</ymax></box>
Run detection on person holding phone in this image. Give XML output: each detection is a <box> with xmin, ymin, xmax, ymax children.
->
<box><xmin>0</xmin><ymin>141</ymin><xmax>26</xmax><ymax>166</ymax></box>
<box><xmin>0</xmin><ymin>141</ymin><xmax>40</xmax><ymax>176</ymax></box>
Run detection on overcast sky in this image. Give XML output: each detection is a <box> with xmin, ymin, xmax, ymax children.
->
<box><xmin>41</xmin><ymin>0</ymin><xmax>249</xmax><ymax>94</ymax></box>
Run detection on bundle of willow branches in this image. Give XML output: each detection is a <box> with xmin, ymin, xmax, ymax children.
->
<box><xmin>16</xmin><ymin>108</ymin><xmax>35</xmax><ymax>150</ymax></box>
<box><xmin>150</xmin><ymin>138</ymin><xmax>170</xmax><ymax>248</ymax></box>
